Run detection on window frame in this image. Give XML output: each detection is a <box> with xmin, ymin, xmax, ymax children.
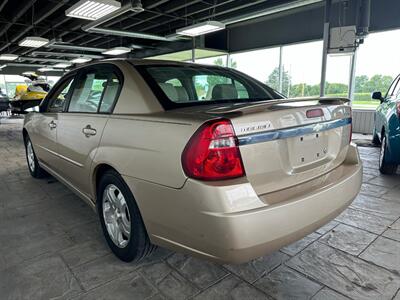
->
<box><xmin>40</xmin><ymin>72</ymin><xmax>78</xmax><ymax>113</ymax></box>
<box><xmin>64</xmin><ymin>64</ymin><xmax>123</xmax><ymax>114</ymax></box>
<box><xmin>386</xmin><ymin>75</ymin><xmax>400</xmax><ymax>100</ymax></box>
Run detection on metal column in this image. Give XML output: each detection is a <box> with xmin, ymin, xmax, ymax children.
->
<box><xmin>278</xmin><ymin>46</ymin><xmax>283</xmax><ymax>93</ymax></box>
<box><xmin>320</xmin><ymin>0</ymin><xmax>332</xmax><ymax>97</ymax></box>
<box><xmin>348</xmin><ymin>49</ymin><xmax>358</xmax><ymax>103</ymax></box>
<box><xmin>191</xmin><ymin>38</ymin><xmax>195</xmax><ymax>63</ymax></box>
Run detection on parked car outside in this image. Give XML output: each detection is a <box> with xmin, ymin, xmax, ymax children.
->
<box><xmin>372</xmin><ymin>75</ymin><xmax>400</xmax><ymax>174</ymax></box>
<box><xmin>23</xmin><ymin>59</ymin><xmax>362</xmax><ymax>263</ymax></box>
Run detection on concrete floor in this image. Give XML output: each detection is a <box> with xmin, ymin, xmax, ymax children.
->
<box><xmin>0</xmin><ymin>116</ymin><xmax>399</xmax><ymax>300</ymax></box>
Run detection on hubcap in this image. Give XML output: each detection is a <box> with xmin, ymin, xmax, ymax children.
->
<box><xmin>102</xmin><ymin>184</ymin><xmax>131</xmax><ymax>248</ymax></box>
<box><xmin>27</xmin><ymin>141</ymin><xmax>35</xmax><ymax>172</ymax></box>
<box><xmin>379</xmin><ymin>137</ymin><xmax>386</xmax><ymax>168</ymax></box>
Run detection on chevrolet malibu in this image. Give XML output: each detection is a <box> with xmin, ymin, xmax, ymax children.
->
<box><xmin>23</xmin><ymin>60</ymin><xmax>362</xmax><ymax>263</ymax></box>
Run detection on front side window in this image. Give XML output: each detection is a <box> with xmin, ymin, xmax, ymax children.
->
<box><xmin>137</xmin><ymin>65</ymin><xmax>281</xmax><ymax>110</ymax></box>
<box><xmin>68</xmin><ymin>72</ymin><xmax>107</xmax><ymax>113</ymax></box>
<box><xmin>386</xmin><ymin>76</ymin><xmax>400</xmax><ymax>99</ymax></box>
<box><xmin>47</xmin><ymin>77</ymin><xmax>75</xmax><ymax>112</ymax></box>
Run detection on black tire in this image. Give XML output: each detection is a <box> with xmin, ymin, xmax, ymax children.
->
<box><xmin>24</xmin><ymin>135</ymin><xmax>48</xmax><ymax>178</ymax></box>
<box><xmin>379</xmin><ymin>135</ymin><xmax>398</xmax><ymax>175</ymax></box>
<box><xmin>372</xmin><ymin>131</ymin><xmax>380</xmax><ymax>145</ymax></box>
<box><xmin>97</xmin><ymin>170</ymin><xmax>155</xmax><ymax>262</ymax></box>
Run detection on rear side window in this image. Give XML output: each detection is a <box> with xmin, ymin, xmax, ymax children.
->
<box><xmin>67</xmin><ymin>66</ymin><xmax>121</xmax><ymax>113</ymax></box>
<box><xmin>136</xmin><ymin>64</ymin><xmax>281</xmax><ymax>110</ymax></box>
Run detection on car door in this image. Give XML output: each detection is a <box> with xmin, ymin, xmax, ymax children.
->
<box><xmin>56</xmin><ymin>64</ymin><xmax>122</xmax><ymax>197</ymax></box>
<box><xmin>31</xmin><ymin>75</ymin><xmax>76</xmax><ymax>171</ymax></box>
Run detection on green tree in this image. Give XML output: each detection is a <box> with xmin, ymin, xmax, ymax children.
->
<box><xmin>365</xmin><ymin>75</ymin><xmax>393</xmax><ymax>93</ymax></box>
<box><xmin>266</xmin><ymin>67</ymin><xmax>291</xmax><ymax>94</ymax></box>
<box><xmin>325</xmin><ymin>82</ymin><xmax>348</xmax><ymax>94</ymax></box>
<box><xmin>213</xmin><ymin>57</ymin><xmax>237</xmax><ymax>69</ymax></box>
<box><xmin>355</xmin><ymin>75</ymin><xmax>369</xmax><ymax>92</ymax></box>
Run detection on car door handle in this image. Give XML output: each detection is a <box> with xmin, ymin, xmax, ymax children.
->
<box><xmin>48</xmin><ymin>121</ymin><xmax>57</xmax><ymax>130</ymax></box>
<box><xmin>82</xmin><ymin>125</ymin><xmax>97</xmax><ymax>137</ymax></box>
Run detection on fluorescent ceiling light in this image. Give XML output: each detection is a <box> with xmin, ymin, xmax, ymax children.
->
<box><xmin>176</xmin><ymin>21</ymin><xmax>225</xmax><ymax>37</ymax></box>
<box><xmin>19</xmin><ymin>37</ymin><xmax>49</xmax><ymax>48</ymax></box>
<box><xmin>70</xmin><ymin>57</ymin><xmax>92</xmax><ymax>64</ymax></box>
<box><xmin>53</xmin><ymin>63</ymin><xmax>72</xmax><ymax>68</ymax></box>
<box><xmin>0</xmin><ymin>54</ymin><xmax>18</xmax><ymax>61</ymax></box>
<box><xmin>38</xmin><ymin>67</ymin><xmax>55</xmax><ymax>72</ymax></box>
<box><xmin>102</xmin><ymin>46</ymin><xmax>131</xmax><ymax>55</ymax></box>
<box><xmin>65</xmin><ymin>0</ymin><xmax>121</xmax><ymax>20</ymax></box>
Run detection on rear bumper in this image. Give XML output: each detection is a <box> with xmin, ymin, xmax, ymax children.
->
<box><xmin>124</xmin><ymin>144</ymin><xmax>362</xmax><ymax>264</ymax></box>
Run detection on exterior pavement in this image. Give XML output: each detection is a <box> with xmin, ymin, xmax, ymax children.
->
<box><xmin>0</xmin><ymin>116</ymin><xmax>399</xmax><ymax>300</ymax></box>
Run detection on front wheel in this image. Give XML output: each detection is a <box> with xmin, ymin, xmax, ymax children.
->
<box><xmin>372</xmin><ymin>131</ymin><xmax>380</xmax><ymax>145</ymax></box>
<box><xmin>97</xmin><ymin>170</ymin><xmax>155</xmax><ymax>262</ymax></box>
<box><xmin>379</xmin><ymin>135</ymin><xmax>398</xmax><ymax>175</ymax></box>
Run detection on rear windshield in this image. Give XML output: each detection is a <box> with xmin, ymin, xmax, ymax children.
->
<box><xmin>135</xmin><ymin>64</ymin><xmax>283</xmax><ymax>110</ymax></box>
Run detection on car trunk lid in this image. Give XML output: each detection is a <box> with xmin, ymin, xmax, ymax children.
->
<box><xmin>206</xmin><ymin>98</ymin><xmax>352</xmax><ymax>196</ymax></box>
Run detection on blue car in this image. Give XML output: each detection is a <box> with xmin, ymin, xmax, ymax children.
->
<box><xmin>372</xmin><ymin>77</ymin><xmax>400</xmax><ymax>174</ymax></box>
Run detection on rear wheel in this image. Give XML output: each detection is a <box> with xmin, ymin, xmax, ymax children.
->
<box><xmin>372</xmin><ymin>131</ymin><xmax>380</xmax><ymax>145</ymax></box>
<box><xmin>97</xmin><ymin>170</ymin><xmax>155</xmax><ymax>262</ymax></box>
<box><xmin>379</xmin><ymin>135</ymin><xmax>398</xmax><ymax>174</ymax></box>
<box><xmin>24</xmin><ymin>136</ymin><xmax>48</xmax><ymax>178</ymax></box>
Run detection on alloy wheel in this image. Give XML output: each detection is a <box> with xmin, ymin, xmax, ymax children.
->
<box><xmin>379</xmin><ymin>136</ymin><xmax>386</xmax><ymax>168</ymax></box>
<box><xmin>102</xmin><ymin>184</ymin><xmax>131</xmax><ymax>248</ymax></box>
<box><xmin>27</xmin><ymin>140</ymin><xmax>35</xmax><ymax>172</ymax></box>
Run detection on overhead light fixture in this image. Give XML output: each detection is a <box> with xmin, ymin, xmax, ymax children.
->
<box><xmin>53</xmin><ymin>63</ymin><xmax>72</xmax><ymax>68</ymax></box>
<box><xmin>19</xmin><ymin>36</ymin><xmax>49</xmax><ymax>48</ymax></box>
<box><xmin>65</xmin><ymin>0</ymin><xmax>121</xmax><ymax>20</ymax></box>
<box><xmin>71</xmin><ymin>57</ymin><xmax>92</xmax><ymax>64</ymax></box>
<box><xmin>0</xmin><ymin>54</ymin><xmax>18</xmax><ymax>61</ymax></box>
<box><xmin>176</xmin><ymin>21</ymin><xmax>225</xmax><ymax>37</ymax></box>
<box><xmin>0</xmin><ymin>64</ymin><xmax>7</xmax><ymax>70</ymax></box>
<box><xmin>38</xmin><ymin>67</ymin><xmax>55</xmax><ymax>72</ymax></box>
<box><xmin>131</xmin><ymin>0</ymin><xmax>144</xmax><ymax>13</ymax></box>
<box><xmin>102</xmin><ymin>46</ymin><xmax>131</xmax><ymax>55</ymax></box>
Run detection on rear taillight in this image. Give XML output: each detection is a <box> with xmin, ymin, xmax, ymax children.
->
<box><xmin>349</xmin><ymin>107</ymin><xmax>352</xmax><ymax>144</ymax></box>
<box><xmin>349</xmin><ymin>119</ymin><xmax>353</xmax><ymax>144</ymax></box>
<box><xmin>182</xmin><ymin>119</ymin><xmax>245</xmax><ymax>181</ymax></box>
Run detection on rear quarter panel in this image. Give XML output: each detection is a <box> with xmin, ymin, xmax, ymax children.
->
<box><xmin>92</xmin><ymin>114</ymin><xmax>197</xmax><ymax>190</ymax></box>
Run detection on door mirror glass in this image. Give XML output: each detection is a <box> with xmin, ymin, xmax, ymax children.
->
<box><xmin>371</xmin><ymin>91</ymin><xmax>384</xmax><ymax>102</ymax></box>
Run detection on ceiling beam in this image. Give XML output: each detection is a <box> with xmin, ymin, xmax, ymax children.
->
<box><xmin>0</xmin><ymin>0</ymin><xmax>39</xmax><ymax>39</ymax></box>
<box><xmin>0</xmin><ymin>0</ymin><xmax>70</xmax><ymax>52</ymax></box>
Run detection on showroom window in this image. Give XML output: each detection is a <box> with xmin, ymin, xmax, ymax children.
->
<box><xmin>3</xmin><ymin>75</ymin><xmax>27</xmax><ymax>98</ymax></box>
<box><xmin>195</xmin><ymin>55</ymin><xmax>228</xmax><ymax>67</ymax></box>
<box><xmin>230</xmin><ymin>47</ymin><xmax>280</xmax><ymax>87</ymax></box>
<box><xmin>353</xmin><ymin>29</ymin><xmax>400</xmax><ymax>109</ymax></box>
<box><xmin>281</xmin><ymin>41</ymin><xmax>323</xmax><ymax>98</ymax></box>
<box><xmin>325</xmin><ymin>54</ymin><xmax>351</xmax><ymax>98</ymax></box>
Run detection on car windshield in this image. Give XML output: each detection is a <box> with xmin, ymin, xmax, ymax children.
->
<box><xmin>136</xmin><ymin>64</ymin><xmax>283</xmax><ymax>109</ymax></box>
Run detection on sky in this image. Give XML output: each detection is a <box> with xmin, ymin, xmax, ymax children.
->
<box><xmin>198</xmin><ymin>28</ymin><xmax>400</xmax><ymax>86</ymax></box>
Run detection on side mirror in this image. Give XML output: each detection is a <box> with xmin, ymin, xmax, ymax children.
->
<box><xmin>371</xmin><ymin>91</ymin><xmax>384</xmax><ymax>102</ymax></box>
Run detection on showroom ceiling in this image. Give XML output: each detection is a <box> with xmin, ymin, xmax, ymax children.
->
<box><xmin>0</xmin><ymin>0</ymin><xmax>300</xmax><ymax>68</ymax></box>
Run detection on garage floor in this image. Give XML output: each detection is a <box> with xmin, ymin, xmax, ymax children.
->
<box><xmin>1</xmin><ymin>116</ymin><xmax>399</xmax><ymax>300</ymax></box>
